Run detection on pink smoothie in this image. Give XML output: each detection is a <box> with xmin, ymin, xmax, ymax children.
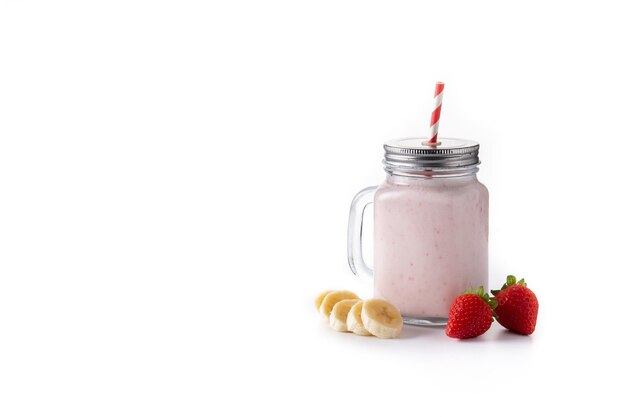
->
<box><xmin>373</xmin><ymin>174</ymin><xmax>488</xmax><ymax>318</ymax></box>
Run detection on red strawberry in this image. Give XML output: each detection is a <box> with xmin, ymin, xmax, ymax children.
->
<box><xmin>446</xmin><ymin>286</ymin><xmax>497</xmax><ymax>339</ymax></box>
<box><xmin>491</xmin><ymin>275</ymin><xmax>539</xmax><ymax>335</ymax></box>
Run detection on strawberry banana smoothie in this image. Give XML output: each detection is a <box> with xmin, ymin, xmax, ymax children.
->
<box><xmin>373</xmin><ymin>173</ymin><xmax>488</xmax><ymax>318</ymax></box>
<box><xmin>348</xmin><ymin>137</ymin><xmax>489</xmax><ymax>325</ymax></box>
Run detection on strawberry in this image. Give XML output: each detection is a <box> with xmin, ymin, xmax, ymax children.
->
<box><xmin>445</xmin><ymin>286</ymin><xmax>497</xmax><ymax>339</ymax></box>
<box><xmin>491</xmin><ymin>275</ymin><xmax>539</xmax><ymax>335</ymax></box>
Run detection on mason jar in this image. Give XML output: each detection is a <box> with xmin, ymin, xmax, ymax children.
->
<box><xmin>348</xmin><ymin>138</ymin><xmax>489</xmax><ymax>326</ymax></box>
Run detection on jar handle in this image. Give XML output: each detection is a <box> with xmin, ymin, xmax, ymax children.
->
<box><xmin>347</xmin><ymin>186</ymin><xmax>376</xmax><ymax>280</ymax></box>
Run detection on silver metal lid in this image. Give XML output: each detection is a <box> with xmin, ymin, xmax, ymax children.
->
<box><xmin>383</xmin><ymin>137</ymin><xmax>480</xmax><ymax>174</ymax></box>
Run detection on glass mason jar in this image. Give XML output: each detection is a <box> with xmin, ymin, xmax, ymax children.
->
<box><xmin>348</xmin><ymin>138</ymin><xmax>489</xmax><ymax>326</ymax></box>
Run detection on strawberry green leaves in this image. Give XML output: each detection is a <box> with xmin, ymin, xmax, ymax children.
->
<box><xmin>491</xmin><ymin>275</ymin><xmax>526</xmax><ymax>296</ymax></box>
<box><xmin>464</xmin><ymin>286</ymin><xmax>498</xmax><ymax>310</ymax></box>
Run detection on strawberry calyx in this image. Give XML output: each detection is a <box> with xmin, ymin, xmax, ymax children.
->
<box><xmin>464</xmin><ymin>286</ymin><xmax>498</xmax><ymax>310</ymax></box>
<box><xmin>491</xmin><ymin>275</ymin><xmax>526</xmax><ymax>296</ymax></box>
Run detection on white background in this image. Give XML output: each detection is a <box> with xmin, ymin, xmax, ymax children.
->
<box><xmin>1</xmin><ymin>1</ymin><xmax>625</xmax><ymax>416</ymax></box>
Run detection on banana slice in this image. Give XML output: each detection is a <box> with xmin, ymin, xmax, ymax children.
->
<box><xmin>314</xmin><ymin>290</ymin><xmax>333</xmax><ymax>311</ymax></box>
<box><xmin>346</xmin><ymin>300</ymin><xmax>372</xmax><ymax>336</ymax></box>
<box><xmin>329</xmin><ymin>299</ymin><xmax>360</xmax><ymax>332</ymax></box>
<box><xmin>361</xmin><ymin>299</ymin><xmax>403</xmax><ymax>339</ymax></box>
<box><xmin>319</xmin><ymin>290</ymin><xmax>359</xmax><ymax>321</ymax></box>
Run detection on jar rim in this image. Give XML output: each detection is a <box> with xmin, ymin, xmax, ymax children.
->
<box><xmin>383</xmin><ymin>137</ymin><xmax>480</xmax><ymax>174</ymax></box>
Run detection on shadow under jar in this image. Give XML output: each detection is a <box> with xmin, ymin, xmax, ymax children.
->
<box><xmin>348</xmin><ymin>138</ymin><xmax>489</xmax><ymax>326</ymax></box>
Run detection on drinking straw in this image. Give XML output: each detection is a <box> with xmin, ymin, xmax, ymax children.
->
<box><xmin>427</xmin><ymin>82</ymin><xmax>445</xmax><ymax>145</ymax></box>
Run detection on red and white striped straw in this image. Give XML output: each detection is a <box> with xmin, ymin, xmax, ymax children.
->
<box><xmin>427</xmin><ymin>82</ymin><xmax>445</xmax><ymax>145</ymax></box>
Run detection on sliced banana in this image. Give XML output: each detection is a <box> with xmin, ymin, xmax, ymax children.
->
<box><xmin>361</xmin><ymin>298</ymin><xmax>403</xmax><ymax>339</ymax></box>
<box><xmin>319</xmin><ymin>290</ymin><xmax>360</xmax><ymax>320</ymax></box>
<box><xmin>314</xmin><ymin>290</ymin><xmax>333</xmax><ymax>311</ymax></box>
<box><xmin>329</xmin><ymin>299</ymin><xmax>360</xmax><ymax>332</ymax></box>
<box><xmin>346</xmin><ymin>300</ymin><xmax>372</xmax><ymax>336</ymax></box>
